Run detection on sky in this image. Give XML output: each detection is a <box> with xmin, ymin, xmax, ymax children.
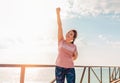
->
<box><xmin>0</xmin><ymin>0</ymin><xmax>120</xmax><ymax>66</ymax></box>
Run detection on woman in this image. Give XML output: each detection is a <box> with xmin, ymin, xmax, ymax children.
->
<box><xmin>55</xmin><ymin>7</ymin><xmax>78</xmax><ymax>83</ymax></box>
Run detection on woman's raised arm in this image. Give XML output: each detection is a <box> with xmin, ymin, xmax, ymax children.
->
<box><xmin>56</xmin><ymin>7</ymin><xmax>64</xmax><ymax>42</ymax></box>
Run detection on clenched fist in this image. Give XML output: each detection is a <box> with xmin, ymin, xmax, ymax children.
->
<box><xmin>56</xmin><ymin>7</ymin><xmax>61</xmax><ymax>14</ymax></box>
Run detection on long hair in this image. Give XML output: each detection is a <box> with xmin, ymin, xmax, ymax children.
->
<box><xmin>71</xmin><ymin>30</ymin><xmax>77</xmax><ymax>44</ymax></box>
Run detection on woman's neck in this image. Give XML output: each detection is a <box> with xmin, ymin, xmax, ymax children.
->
<box><xmin>65</xmin><ymin>39</ymin><xmax>72</xmax><ymax>44</ymax></box>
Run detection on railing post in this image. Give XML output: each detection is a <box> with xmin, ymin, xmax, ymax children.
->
<box><xmin>20</xmin><ymin>66</ymin><xmax>25</xmax><ymax>83</ymax></box>
<box><xmin>119</xmin><ymin>67</ymin><xmax>120</xmax><ymax>78</ymax></box>
<box><xmin>80</xmin><ymin>67</ymin><xmax>86</xmax><ymax>83</ymax></box>
<box><xmin>115</xmin><ymin>67</ymin><xmax>116</xmax><ymax>80</ymax></box>
<box><xmin>88</xmin><ymin>67</ymin><xmax>90</xmax><ymax>83</ymax></box>
<box><xmin>100</xmin><ymin>67</ymin><xmax>102</xmax><ymax>83</ymax></box>
<box><xmin>109</xmin><ymin>67</ymin><xmax>111</xmax><ymax>83</ymax></box>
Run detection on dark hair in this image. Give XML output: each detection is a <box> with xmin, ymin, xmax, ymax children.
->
<box><xmin>71</xmin><ymin>29</ymin><xmax>77</xmax><ymax>44</ymax></box>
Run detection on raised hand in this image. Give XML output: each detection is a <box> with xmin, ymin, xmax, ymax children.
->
<box><xmin>56</xmin><ymin>7</ymin><xmax>61</xmax><ymax>14</ymax></box>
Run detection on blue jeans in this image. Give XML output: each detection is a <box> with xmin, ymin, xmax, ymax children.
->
<box><xmin>55</xmin><ymin>66</ymin><xmax>75</xmax><ymax>83</ymax></box>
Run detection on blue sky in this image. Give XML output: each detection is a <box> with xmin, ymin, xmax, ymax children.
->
<box><xmin>62</xmin><ymin>13</ymin><xmax>120</xmax><ymax>66</ymax></box>
<box><xmin>0</xmin><ymin>0</ymin><xmax>120</xmax><ymax>66</ymax></box>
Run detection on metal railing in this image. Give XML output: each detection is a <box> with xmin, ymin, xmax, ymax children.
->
<box><xmin>0</xmin><ymin>64</ymin><xmax>120</xmax><ymax>83</ymax></box>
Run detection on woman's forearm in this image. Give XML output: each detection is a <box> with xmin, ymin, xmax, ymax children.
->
<box><xmin>72</xmin><ymin>51</ymin><xmax>78</xmax><ymax>60</ymax></box>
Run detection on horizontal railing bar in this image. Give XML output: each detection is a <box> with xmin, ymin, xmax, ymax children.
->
<box><xmin>0</xmin><ymin>64</ymin><xmax>120</xmax><ymax>68</ymax></box>
<box><xmin>0</xmin><ymin>64</ymin><xmax>55</xmax><ymax>67</ymax></box>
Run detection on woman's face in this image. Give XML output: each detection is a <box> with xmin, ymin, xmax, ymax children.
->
<box><xmin>65</xmin><ymin>30</ymin><xmax>74</xmax><ymax>42</ymax></box>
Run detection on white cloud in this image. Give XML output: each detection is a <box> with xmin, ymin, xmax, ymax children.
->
<box><xmin>98</xmin><ymin>34</ymin><xmax>107</xmax><ymax>41</ymax></box>
<box><xmin>59</xmin><ymin>0</ymin><xmax>120</xmax><ymax>17</ymax></box>
<box><xmin>98</xmin><ymin>34</ymin><xmax>120</xmax><ymax>48</ymax></box>
<box><xmin>107</xmin><ymin>41</ymin><xmax>120</xmax><ymax>48</ymax></box>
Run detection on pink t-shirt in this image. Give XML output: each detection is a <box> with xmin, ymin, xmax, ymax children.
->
<box><xmin>56</xmin><ymin>40</ymin><xmax>77</xmax><ymax>68</ymax></box>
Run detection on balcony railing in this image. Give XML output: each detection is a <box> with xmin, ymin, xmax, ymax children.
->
<box><xmin>0</xmin><ymin>64</ymin><xmax>120</xmax><ymax>83</ymax></box>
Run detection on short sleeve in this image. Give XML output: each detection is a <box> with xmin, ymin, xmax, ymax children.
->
<box><xmin>58</xmin><ymin>39</ymin><xmax>64</xmax><ymax>46</ymax></box>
